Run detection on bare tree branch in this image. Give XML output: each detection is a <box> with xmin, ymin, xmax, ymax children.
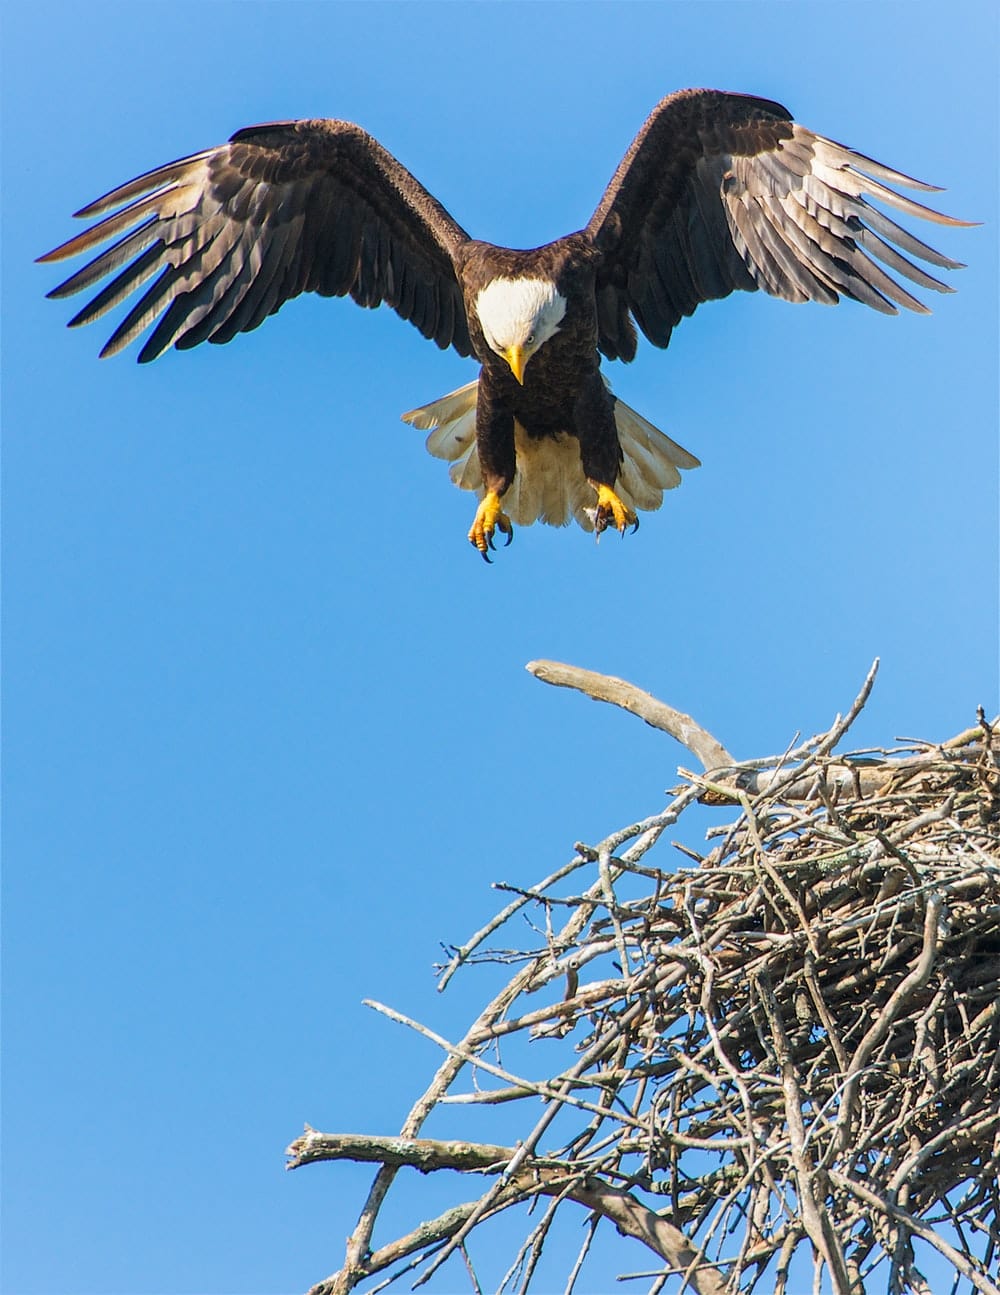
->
<box><xmin>525</xmin><ymin>659</ymin><xmax>735</xmax><ymax>770</ymax></box>
<box><xmin>288</xmin><ymin>1132</ymin><xmax>728</xmax><ymax>1295</ymax></box>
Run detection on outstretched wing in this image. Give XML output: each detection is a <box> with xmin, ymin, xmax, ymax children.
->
<box><xmin>39</xmin><ymin>119</ymin><xmax>474</xmax><ymax>362</ymax></box>
<box><xmin>588</xmin><ymin>89</ymin><xmax>970</xmax><ymax>361</ymax></box>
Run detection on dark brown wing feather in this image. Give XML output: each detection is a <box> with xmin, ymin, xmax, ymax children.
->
<box><xmin>588</xmin><ymin>88</ymin><xmax>970</xmax><ymax>359</ymax></box>
<box><xmin>39</xmin><ymin>120</ymin><xmax>474</xmax><ymax>361</ymax></box>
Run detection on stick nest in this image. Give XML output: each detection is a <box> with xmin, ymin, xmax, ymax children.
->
<box><xmin>290</xmin><ymin>672</ymin><xmax>1000</xmax><ymax>1295</ymax></box>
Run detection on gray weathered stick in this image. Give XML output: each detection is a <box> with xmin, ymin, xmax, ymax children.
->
<box><xmin>526</xmin><ymin>659</ymin><xmax>735</xmax><ymax>770</ymax></box>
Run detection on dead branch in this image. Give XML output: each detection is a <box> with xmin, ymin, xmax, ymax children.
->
<box><xmin>288</xmin><ymin>1131</ymin><xmax>728</xmax><ymax>1295</ymax></box>
<box><xmin>525</xmin><ymin>659</ymin><xmax>735</xmax><ymax>770</ymax></box>
<box><xmin>286</xmin><ymin>1130</ymin><xmax>520</xmax><ymax>1173</ymax></box>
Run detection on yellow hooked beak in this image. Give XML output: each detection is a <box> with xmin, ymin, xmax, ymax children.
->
<box><xmin>503</xmin><ymin>344</ymin><xmax>527</xmax><ymax>385</ymax></box>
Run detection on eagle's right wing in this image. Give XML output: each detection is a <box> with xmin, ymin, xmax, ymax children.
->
<box><xmin>39</xmin><ymin>119</ymin><xmax>474</xmax><ymax>361</ymax></box>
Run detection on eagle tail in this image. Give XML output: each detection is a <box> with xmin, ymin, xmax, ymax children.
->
<box><xmin>401</xmin><ymin>380</ymin><xmax>699</xmax><ymax>532</ymax></box>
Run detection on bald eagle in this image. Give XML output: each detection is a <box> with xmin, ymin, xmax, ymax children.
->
<box><xmin>40</xmin><ymin>89</ymin><xmax>967</xmax><ymax>559</ymax></box>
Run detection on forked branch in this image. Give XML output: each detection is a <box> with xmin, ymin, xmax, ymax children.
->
<box><xmin>287</xmin><ymin>1130</ymin><xmax>727</xmax><ymax>1295</ymax></box>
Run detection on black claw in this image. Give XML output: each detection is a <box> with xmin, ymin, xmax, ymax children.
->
<box><xmin>503</xmin><ymin>527</ymin><xmax>513</xmax><ymax>548</ymax></box>
<box><xmin>487</xmin><ymin>533</ymin><xmax>496</xmax><ymax>552</ymax></box>
<box><xmin>631</xmin><ymin>516</ymin><xmax>640</xmax><ymax>534</ymax></box>
<box><xmin>481</xmin><ymin>547</ymin><xmax>492</xmax><ymax>564</ymax></box>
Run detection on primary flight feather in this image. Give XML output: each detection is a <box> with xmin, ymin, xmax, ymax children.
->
<box><xmin>39</xmin><ymin>88</ymin><xmax>969</xmax><ymax>558</ymax></box>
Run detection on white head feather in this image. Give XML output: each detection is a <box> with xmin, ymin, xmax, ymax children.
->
<box><xmin>475</xmin><ymin>277</ymin><xmax>567</xmax><ymax>372</ymax></box>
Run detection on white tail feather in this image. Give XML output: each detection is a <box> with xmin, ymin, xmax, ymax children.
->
<box><xmin>401</xmin><ymin>378</ymin><xmax>699</xmax><ymax>532</ymax></box>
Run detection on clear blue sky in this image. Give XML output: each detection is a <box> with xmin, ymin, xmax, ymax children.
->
<box><xmin>3</xmin><ymin>3</ymin><xmax>997</xmax><ymax>1293</ymax></box>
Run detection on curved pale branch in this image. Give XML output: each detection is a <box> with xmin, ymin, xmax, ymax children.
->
<box><xmin>526</xmin><ymin>659</ymin><xmax>735</xmax><ymax>769</ymax></box>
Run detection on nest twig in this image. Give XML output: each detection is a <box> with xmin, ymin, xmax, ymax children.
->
<box><xmin>288</xmin><ymin>664</ymin><xmax>1000</xmax><ymax>1295</ymax></box>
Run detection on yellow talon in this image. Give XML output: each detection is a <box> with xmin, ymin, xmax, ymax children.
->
<box><xmin>468</xmin><ymin>490</ymin><xmax>513</xmax><ymax>561</ymax></box>
<box><xmin>591</xmin><ymin>482</ymin><xmax>638</xmax><ymax>537</ymax></box>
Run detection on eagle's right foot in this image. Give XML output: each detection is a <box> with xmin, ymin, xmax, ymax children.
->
<box><xmin>468</xmin><ymin>491</ymin><xmax>513</xmax><ymax>561</ymax></box>
<box><xmin>590</xmin><ymin>482</ymin><xmax>639</xmax><ymax>537</ymax></box>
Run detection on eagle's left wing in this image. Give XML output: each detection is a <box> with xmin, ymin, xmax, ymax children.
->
<box><xmin>587</xmin><ymin>88</ymin><xmax>971</xmax><ymax>361</ymax></box>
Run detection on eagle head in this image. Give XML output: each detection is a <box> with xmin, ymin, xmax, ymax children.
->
<box><xmin>475</xmin><ymin>277</ymin><xmax>567</xmax><ymax>384</ymax></box>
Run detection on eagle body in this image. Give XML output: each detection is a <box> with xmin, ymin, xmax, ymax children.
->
<box><xmin>40</xmin><ymin>89</ymin><xmax>968</xmax><ymax>557</ymax></box>
<box><xmin>459</xmin><ymin>237</ymin><xmax>622</xmax><ymax>496</ymax></box>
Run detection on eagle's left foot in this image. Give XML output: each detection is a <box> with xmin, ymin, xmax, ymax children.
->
<box><xmin>468</xmin><ymin>490</ymin><xmax>513</xmax><ymax>561</ymax></box>
<box><xmin>591</xmin><ymin>482</ymin><xmax>638</xmax><ymax>537</ymax></box>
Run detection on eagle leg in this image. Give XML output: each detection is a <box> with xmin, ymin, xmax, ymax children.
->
<box><xmin>590</xmin><ymin>482</ymin><xmax>639</xmax><ymax>538</ymax></box>
<box><xmin>468</xmin><ymin>490</ymin><xmax>513</xmax><ymax>562</ymax></box>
